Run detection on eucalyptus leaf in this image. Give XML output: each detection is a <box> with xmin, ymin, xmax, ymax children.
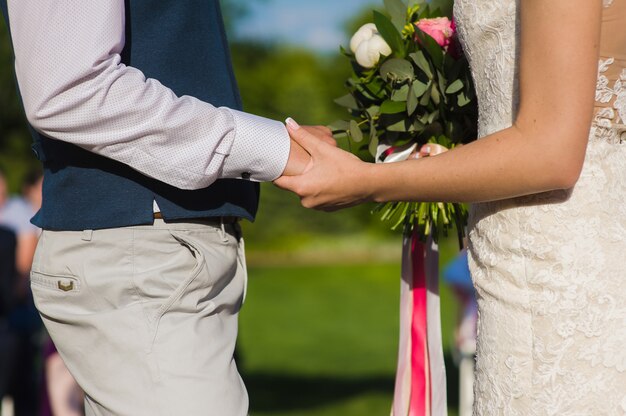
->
<box><xmin>419</xmin><ymin>84</ymin><xmax>432</xmax><ymax>106</ymax></box>
<box><xmin>363</xmin><ymin>79</ymin><xmax>387</xmax><ymax>99</ymax></box>
<box><xmin>386</xmin><ymin>119</ymin><xmax>409</xmax><ymax>132</ymax></box>
<box><xmin>366</xmin><ymin>105</ymin><xmax>381</xmax><ymax>118</ymax></box>
<box><xmin>380</xmin><ymin>100</ymin><xmax>407</xmax><ymax>114</ymax></box>
<box><xmin>407</xmin><ymin>86</ymin><xmax>419</xmax><ymax>115</ymax></box>
<box><xmin>328</xmin><ymin>120</ymin><xmax>350</xmax><ymax>133</ymax></box>
<box><xmin>457</xmin><ymin>92</ymin><xmax>470</xmax><ymax>107</ymax></box>
<box><xmin>414</xmin><ymin>30</ymin><xmax>443</xmax><ymax>68</ymax></box>
<box><xmin>384</xmin><ymin>0</ymin><xmax>408</xmax><ymax>33</ymax></box>
<box><xmin>429</xmin><ymin>0</ymin><xmax>453</xmax><ymax>17</ymax></box>
<box><xmin>373</xmin><ymin>11</ymin><xmax>406</xmax><ymax>56</ymax></box>
<box><xmin>412</xmin><ymin>119</ymin><xmax>426</xmax><ymax>131</ymax></box>
<box><xmin>409</xmin><ymin>50</ymin><xmax>433</xmax><ymax>79</ymax></box>
<box><xmin>437</xmin><ymin>70</ymin><xmax>447</xmax><ymax>96</ymax></box>
<box><xmin>334</xmin><ymin>94</ymin><xmax>359</xmax><ymax>110</ymax></box>
<box><xmin>431</xmin><ymin>86</ymin><xmax>440</xmax><ymax>105</ymax></box>
<box><xmin>412</xmin><ymin>80</ymin><xmax>429</xmax><ymax>98</ymax></box>
<box><xmin>349</xmin><ymin>120</ymin><xmax>364</xmax><ymax>142</ymax></box>
<box><xmin>446</xmin><ymin>79</ymin><xmax>464</xmax><ymax>94</ymax></box>
<box><xmin>368</xmin><ymin>134</ymin><xmax>380</xmax><ymax>158</ymax></box>
<box><xmin>387</xmin><ymin>118</ymin><xmax>420</xmax><ymax>132</ymax></box>
<box><xmin>391</xmin><ymin>84</ymin><xmax>410</xmax><ymax>102</ymax></box>
<box><xmin>380</xmin><ymin>58</ymin><xmax>415</xmax><ymax>82</ymax></box>
<box><xmin>354</xmin><ymin>83</ymin><xmax>379</xmax><ymax>101</ymax></box>
<box><xmin>370</xmin><ymin>118</ymin><xmax>378</xmax><ymax>139</ymax></box>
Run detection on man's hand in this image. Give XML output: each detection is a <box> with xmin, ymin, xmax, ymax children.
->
<box><xmin>280</xmin><ymin>120</ymin><xmax>336</xmax><ymax>176</ymax></box>
<box><xmin>275</xmin><ymin>119</ymin><xmax>370</xmax><ymax>211</ymax></box>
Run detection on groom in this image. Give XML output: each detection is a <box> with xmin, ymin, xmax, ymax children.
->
<box><xmin>1</xmin><ymin>1</ymin><xmax>329</xmax><ymax>415</ymax></box>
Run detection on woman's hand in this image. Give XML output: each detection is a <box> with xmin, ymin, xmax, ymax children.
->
<box><xmin>274</xmin><ymin>118</ymin><xmax>373</xmax><ymax>211</ymax></box>
<box><xmin>281</xmin><ymin>125</ymin><xmax>336</xmax><ymax>176</ymax></box>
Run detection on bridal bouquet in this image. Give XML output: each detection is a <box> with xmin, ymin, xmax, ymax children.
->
<box><xmin>330</xmin><ymin>0</ymin><xmax>477</xmax><ymax>242</ymax></box>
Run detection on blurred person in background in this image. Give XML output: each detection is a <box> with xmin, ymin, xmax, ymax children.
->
<box><xmin>0</xmin><ymin>220</ymin><xmax>18</xmax><ymax>415</ymax></box>
<box><xmin>443</xmin><ymin>249</ymin><xmax>477</xmax><ymax>416</ymax></box>
<box><xmin>1</xmin><ymin>169</ymin><xmax>42</xmax><ymax>279</ymax></box>
<box><xmin>0</xmin><ymin>169</ymin><xmax>84</xmax><ymax>416</ymax></box>
<box><xmin>0</xmin><ymin>169</ymin><xmax>8</xmax><ymax>214</ymax></box>
<box><xmin>40</xmin><ymin>340</ymin><xmax>84</xmax><ymax>416</ymax></box>
<box><xmin>0</xmin><ymin>168</ymin><xmax>43</xmax><ymax>416</ymax></box>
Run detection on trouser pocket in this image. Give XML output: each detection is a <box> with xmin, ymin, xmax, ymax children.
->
<box><xmin>131</xmin><ymin>227</ymin><xmax>240</xmax><ymax>348</ymax></box>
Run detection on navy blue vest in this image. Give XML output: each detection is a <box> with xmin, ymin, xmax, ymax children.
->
<box><xmin>0</xmin><ymin>0</ymin><xmax>259</xmax><ymax>231</ymax></box>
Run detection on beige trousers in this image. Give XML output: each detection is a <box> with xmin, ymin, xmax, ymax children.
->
<box><xmin>30</xmin><ymin>219</ymin><xmax>249</xmax><ymax>416</ymax></box>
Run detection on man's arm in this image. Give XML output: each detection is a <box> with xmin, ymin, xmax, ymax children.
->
<box><xmin>7</xmin><ymin>0</ymin><xmax>301</xmax><ymax>189</ymax></box>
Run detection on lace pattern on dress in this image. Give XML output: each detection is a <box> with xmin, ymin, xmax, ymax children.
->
<box><xmin>594</xmin><ymin>58</ymin><xmax>626</xmax><ymax>143</ymax></box>
<box><xmin>455</xmin><ymin>0</ymin><xmax>626</xmax><ymax>414</ymax></box>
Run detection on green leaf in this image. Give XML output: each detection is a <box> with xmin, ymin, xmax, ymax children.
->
<box><xmin>429</xmin><ymin>0</ymin><xmax>453</xmax><ymax>18</ymax></box>
<box><xmin>373</xmin><ymin>11</ymin><xmax>406</xmax><ymax>56</ymax></box>
<box><xmin>384</xmin><ymin>0</ymin><xmax>408</xmax><ymax>33</ymax></box>
<box><xmin>412</xmin><ymin>80</ymin><xmax>429</xmax><ymax>98</ymax></box>
<box><xmin>380</xmin><ymin>100</ymin><xmax>407</xmax><ymax>114</ymax></box>
<box><xmin>327</xmin><ymin>120</ymin><xmax>350</xmax><ymax>133</ymax></box>
<box><xmin>349</xmin><ymin>120</ymin><xmax>364</xmax><ymax>142</ymax></box>
<box><xmin>427</xmin><ymin>110</ymin><xmax>440</xmax><ymax>124</ymax></box>
<box><xmin>446</xmin><ymin>79</ymin><xmax>464</xmax><ymax>94</ymax></box>
<box><xmin>457</xmin><ymin>92</ymin><xmax>471</xmax><ymax>107</ymax></box>
<box><xmin>368</xmin><ymin>134</ymin><xmax>380</xmax><ymax>158</ymax></box>
<box><xmin>360</xmin><ymin>79</ymin><xmax>387</xmax><ymax>100</ymax></box>
<box><xmin>391</xmin><ymin>84</ymin><xmax>410</xmax><ymax>102</ymax></box>
<box><xmin>414</xmin><ymin>30</ymin><xmax>444</xmax><ymax>69</ymax></box>
<box><xmin>366</xmin><ymin>105</ymin><xmax>381</xmax><ymax>118</ymax></box>
<box><xmin>407</xmin><ymin>86</ymin><xmax>419</xmax><ymax>115</ymax></box>
<box><xmin>409</xmin><ymin>51</ymin><xmax>433</xmax><ymax>79</ymax></box>
<box><xmin>334</xmin><ymin>94</ymin><xmax>359</xmax><ymax>110</ymax></box>
<box><xmin>431</xmin><ymin>85</ymin><xmax>440</xmax><ymax>105</ymax></box>
<box><xmin>380</xmin><ymin>58</ymin><xmax>415</xmax><ymax>82</ymax></box>
<box><xmin>419</xmin><ymin>84</ymin><xmax>432</xmax><ymax>106</ymax></box>
<box><xmin>386</xmin><ymin>119</ymin><xmax>411</xmax><ymax>132</ymax></box>
<box><xmin>339</xmin><ymin>45</ymin><xmax>351</xmax><ymax>57</ymax></box>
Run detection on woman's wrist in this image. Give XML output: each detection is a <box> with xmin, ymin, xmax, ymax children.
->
<box><xmin>361</xmin><ymin>162</ymin><xmax>386</xmax><ymax>203</ymax></box>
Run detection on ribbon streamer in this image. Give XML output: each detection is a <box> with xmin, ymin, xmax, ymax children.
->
<box><xmin>392</xmin><ymin>232</ymin><xmax>447</xmax><ymax>416</ymax></box>
<box><xmin>378</xmin><ymin>143</ymin><xmax>447</xmax><ymax>416</ymax></box>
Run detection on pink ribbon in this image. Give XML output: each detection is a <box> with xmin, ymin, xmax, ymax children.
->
<box><xmin>392</xmin><ymin>232</ymin><xmax>447</xmax><ymax>416</ymax></box>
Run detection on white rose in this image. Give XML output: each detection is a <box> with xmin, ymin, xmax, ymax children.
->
<box><xmin>349</xmin><ymin>23</ymin><xmax>392</xmax><ymax>68</ymax></box>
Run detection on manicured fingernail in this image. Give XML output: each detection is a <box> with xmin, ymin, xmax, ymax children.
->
<box><xmin>286</xmin><ymin>117</ymin><xmax>301</xmax><ymax>130</ymax></box>
<box><xmin>423</xmin><ymin>145</ymin><xmax>431</xmax><ymax>154</ymax></box>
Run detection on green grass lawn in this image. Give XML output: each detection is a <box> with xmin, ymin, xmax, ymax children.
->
<box><xmin>238</xmin><ymin>259</ymin><xmax>463</xmax><ymax>416</ymax></box>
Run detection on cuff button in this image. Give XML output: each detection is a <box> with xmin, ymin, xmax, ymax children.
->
<box><xmin>241</xmin><ymin>172</ymin><xmax>252</xmax><ymax>180</ymax></box>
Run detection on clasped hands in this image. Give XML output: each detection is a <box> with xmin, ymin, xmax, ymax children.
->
<box><xmin>277</xmin><ymin>118</ymin><xmax>448</xmax><ymax>211</ymax></box>
<box><xmin>276</xmin><ymin>118</ymin><xmax>367</xmax><ymax>211</ymax></box>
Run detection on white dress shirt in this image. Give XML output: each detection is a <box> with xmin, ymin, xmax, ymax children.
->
<box><xmin>6</xmin><ymin>1</ymin><xmax>291</xmax><ymax>190</ymax></box>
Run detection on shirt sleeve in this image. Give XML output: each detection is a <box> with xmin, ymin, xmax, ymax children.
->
<box><xmin>6</xmin><ymin>0</ymin><xmax>290</xmax><ymax>190</ymax></box>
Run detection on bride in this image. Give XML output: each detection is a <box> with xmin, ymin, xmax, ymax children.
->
<box><xmin>277</xmin><ymin>0</ymin><xmax>626</xmax><ymax>414</ymax></box>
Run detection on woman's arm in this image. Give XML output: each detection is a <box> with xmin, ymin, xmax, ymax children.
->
<box><xmin>277</xmin><ymin>0</ymin><xmax>602</xmax><ymax>209</ymax></box>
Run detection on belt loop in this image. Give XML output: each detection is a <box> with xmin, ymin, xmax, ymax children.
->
<box><xmin>81</xmin><ymin>230</ymin><xmax>93</xmax><ymax>242</ymax></box>
<box><xmin>219</xmin><ymin>219</ymin><xmax>228</xmax><ymax>243</ymax></box>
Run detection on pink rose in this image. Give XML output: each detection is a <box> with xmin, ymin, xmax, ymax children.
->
<box><xmin>415</xmin><ymin>17</ymin><xmax>455</xmax><ymax>48</ymax></box>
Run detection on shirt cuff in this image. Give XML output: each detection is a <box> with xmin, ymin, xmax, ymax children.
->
<box><xmin>220</xmin><ymin>109</ymin><xmax>291</xmax><ymax>182</ymax></box>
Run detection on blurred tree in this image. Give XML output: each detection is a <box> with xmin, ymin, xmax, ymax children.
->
<box><xmin>0</xmin><ymin>17</ymin><xmax>36</xmax><ymax>192</ymax></box>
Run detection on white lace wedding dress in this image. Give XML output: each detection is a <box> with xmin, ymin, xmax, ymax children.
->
<box><xmin>454</xmin><ymin>0</ymin><xmax>626</xmax><ymax>414</ymax></box>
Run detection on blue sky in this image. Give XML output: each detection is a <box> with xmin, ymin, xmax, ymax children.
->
<box><xmin>234</xmin><ymin>0</ymin><xmax>382</xmax><ymax>53</ymax></box>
